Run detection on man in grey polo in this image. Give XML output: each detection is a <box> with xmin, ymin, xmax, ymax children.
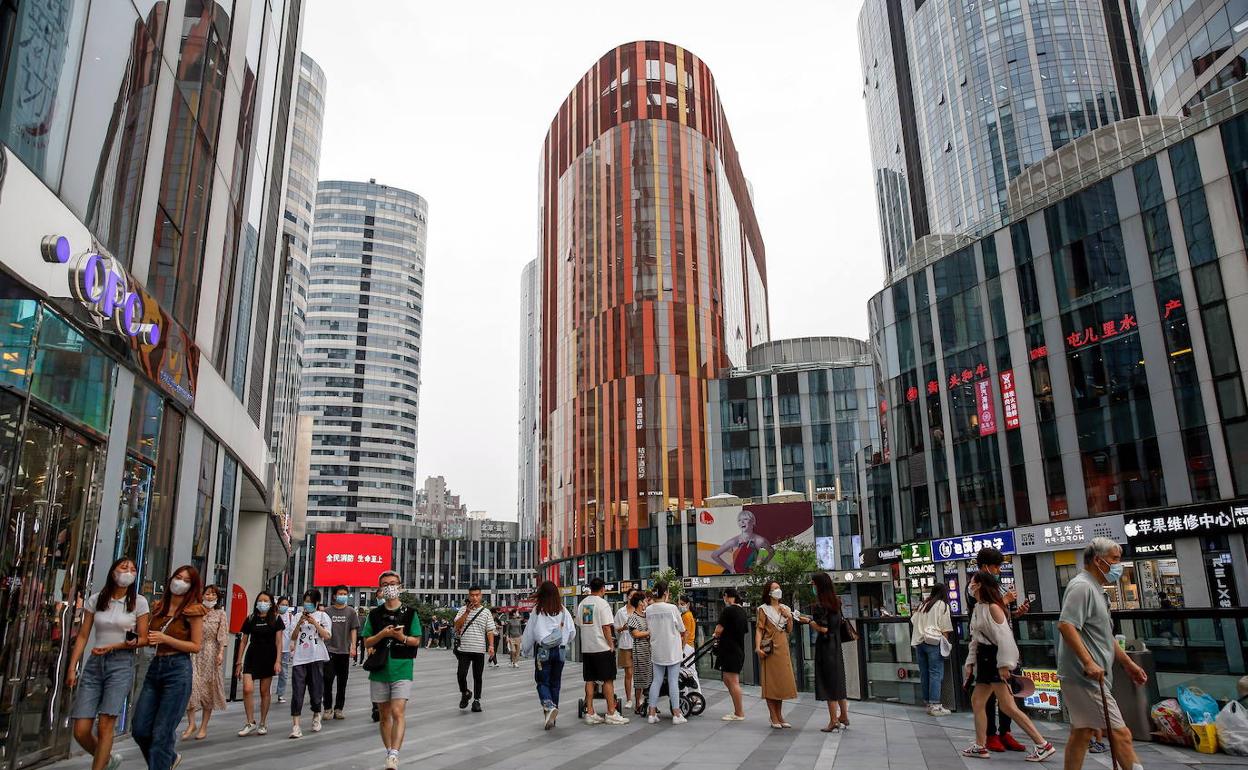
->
<box><xmin>1057</xmin><ymin>537</ymin><xmax>1148</xmax><ymax>770</ymax></box>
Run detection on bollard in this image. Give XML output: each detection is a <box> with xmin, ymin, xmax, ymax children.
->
<box><xmin>229</xmin><ymin>633</ymin><xmax>242</xmax><ymax>701</ymax></box>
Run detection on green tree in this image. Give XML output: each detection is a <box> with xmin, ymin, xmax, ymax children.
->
<box><xmin>649</xmin><ymin>567</ymin><xmax>682</xmax><ymax>602</ymax></box>
<box><xmin>744</xmin><ymin>537</ymin><xmax>819</xmax><ymax>609</ymax></box>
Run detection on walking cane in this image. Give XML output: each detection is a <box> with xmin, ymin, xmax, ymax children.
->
<box><xmin>1099</xmin><ymin>676</ymin><xmax>1121</xmax><ymax>770</ymax></box>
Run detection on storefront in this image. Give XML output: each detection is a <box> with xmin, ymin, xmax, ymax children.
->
<box><xmin>1120</xmin><ymin>501</ymin><xmax>1248</xmax><ymax>612</ymax></box>
<box><xmin>930</xmin><ymin>529</ymin><xmax>1017</xmax><ymax>614</ymax></box>
<box><xmin>1013</xmin><ymin>515</ymin><xmax>1127</xmax><ymax>611</ymax></box>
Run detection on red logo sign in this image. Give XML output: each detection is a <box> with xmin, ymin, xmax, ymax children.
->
<box><xmin>229</xmin><ymin>584</ymin><xmax>248</xmax><ymax>634</ymax></box>
<box><xmin>977</xmin><ymin>379</ymin><xmax>998</xmax><ymax>436</ymax></box>
<box><xmin>312</xmin><ymin>533</ymin><xmax>393</xmax><ymax>587</ymax></box>
<box><xmin>1000</xmin><ymin>369</ymin><xmax>1020</xmax><ymax>430</ymax></box>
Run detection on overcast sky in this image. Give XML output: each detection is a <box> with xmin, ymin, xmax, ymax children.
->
<box><xmin>302</xmin><ymin>1</ymin><xmax>883</xmax><ymax>522</ymax></box>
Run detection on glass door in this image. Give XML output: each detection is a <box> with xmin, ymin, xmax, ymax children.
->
<box><xmin>0</xmin><ymin>418</ymin><xmax>102</xmax><ymax>768</ymax></box>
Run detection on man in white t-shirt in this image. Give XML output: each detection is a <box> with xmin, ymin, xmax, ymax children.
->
<box><xmin>576</xmin><ymin>579</ymin><xmax>629</xmax><ymax>725</ymax></box>
<box><xmin>614</xmin><ymin>590</ymin><xmax>640</xmax><ymax>711</ymax></box>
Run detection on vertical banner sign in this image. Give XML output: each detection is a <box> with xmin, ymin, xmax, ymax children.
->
<box><xmin>977</xmin><ymin>379</ymin><xmax>998</xmax><ymax>436</ymax></box>
<box><xmin>229</xmin><ymin>585</ymin><xmax>248</xmax><ymax>633</ymax></box>
<box><xmin>1000</xmin><ymin>370</ymin><xmax>1020</xmax><ymax>430</ymax></box>
<box><xmin>1208</xmin><ymin>553</ymin><xmax>1239</xmax><ymax>610</ymax></box>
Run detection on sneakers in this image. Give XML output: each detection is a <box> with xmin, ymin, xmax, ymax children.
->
<box><xmin>985</xmin><ymin>735</ymin><xmax>1006</xmax><ymax>752</ymax></box>
<box><xmin>624</xmin><ymin>699</ymin><xmax>634</xmax><ymax>709</ymax></box>
<box><xmin>384</xmin><ymin>752</ymin><xmax>399</xmax><ymax>770</ymax></box>
<box><xmin>171</xmin><ymin>755</ymin><xmax>182</xmax><ymax>770</ymax></box>
<box><xmin>333</xmin><ymin>708</ymin><xmax>344</xmax><ymax>720</ymax></box>
<box><xmin>459</xmin><ymin>692</ymin><xmax>471</xmax><ymax>709</ymax></box>
<box><xmin>105</xmin><ymin>754</ymin><xmax>122</xmax><ymax>770</ymax></box>
<box><xmin>544</xmin><ymin>706</ymin><xmax>558</xmax><ymax>730</ymax></box>
<box><xmin>1026</xmin><ymin>742</ymin><xmax>1056</xmax><ymax>762</ymax></box>
<box><xmin>1001</xmin><ymin>732</ymin><xmax>1027</xmax><ymax>752</ymax></box>
<box><xmin>721</xmin><ymin>713</ymin><xmax>745</xmax><ymax>721</ymax></box>
<box><xmin>672</xmin><ymin>714</ymin><xmax>688</xmax><ymax>725</ymax></box>
<box><xmin>289</xmin><ymin>725</ymin><xmax>303</xmax><ymax>739</ymax></box>
<box><xmin>584</xmin><ymin>712</ymin><xmax>605</xmax><ymax>725</ymax></box>
<box><xmin>927</xmin><ymin>705</ymin><xmax>951</xmax><ymax>716</ymax></box>
<box><xmin>471</xmin><ymin>700</ymin><xmax>482</xmax><ymax>713</ymax></box>
<box><xmin>277</xmin><ymin>696</ymin><xmax>286</xmax><ymax>704</ymax></box>
<box><xmin>604</xmin><ymin>712</ymin><xmax>630</xmax><ymax>725</ymax></box>
<box><xmin>311</xmin><ymin>712</ymin><xmax>322</xmax><ymax>732</ymax></box>
<box><xmin>647</xmin><ymin>714</ymin><xmax>660</xmax><ymax>724</ymax></box>
<box><xmin>237</xmin><ymin>722</ymin><xmax>257</xmax><ymax>737</ymax></box>
<box><xmin>962</xmin><ymin>744</ymin><xmax>990</xmax><ymax>759</ymax></box>
<box><xmin>1089</xmin><ymin>740</ymin><xmax>1109</xmax><ymax>754</ymax></box>
<box><xmin>257</xmin><ymin>724</ymin><xmax>268</xmax><ymax>736</ymax></box>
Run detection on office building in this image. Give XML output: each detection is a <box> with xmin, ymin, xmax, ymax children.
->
<box><xmin>539</xmin><ymin>41</ymin><xmax>769</xmax><ymax>578</ymax></box>
<box><xmin>1137</xmin><ymin>0</ymin><xmax>1248</xmax><ymax>113</ymax></box>
<box><xmin>302</xmin><ymin>180</ymin><xmax>427</xmax><ymax>525</ymax></box>
<box><xmin>0</xmin><ymin>0</ymin><xmax>302</xmax><ymax>763</ymax></box>
<box><xmin>518</xmin><ymin>257</ymin><xmax>540</xmax><ymax>541</ymax></box>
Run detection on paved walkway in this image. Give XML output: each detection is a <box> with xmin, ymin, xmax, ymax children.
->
<box><xmin>45</xmin><ymin>649</ymin><xmax>1248</xmax><ymax>769</ymax></box>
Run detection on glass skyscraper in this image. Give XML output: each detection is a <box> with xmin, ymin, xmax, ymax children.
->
<box><xmin>1135</xmin><ymin>0</ymin><xmax>1248</xmax><ymax>113</ymax></box>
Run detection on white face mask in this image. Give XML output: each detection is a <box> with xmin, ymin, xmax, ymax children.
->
<box><xmin>169</xmin><ymin>579</ymin><xmax>190</xmax><ymax>596</ymax></box>
<box><xmin>114</xmin><ymin>571</ymin><xmax>136</xmax><ymax>588</ymax></box>
<box><xmin>380</xmin><ymin>585</ymin><xmax>401</xmax><ymax>600</ymax></box>
<box><xmin>203</xmin><ymin>599</ymin><xmax>217</xmax><ymax>609</ymax></box>
<box><xmin>770</xmin><ymin>588</ymin><xmax>783</xmax><ymax>600</ymax></box>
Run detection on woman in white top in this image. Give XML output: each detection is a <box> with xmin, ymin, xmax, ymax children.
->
<box><xmin>67</xmin><ymin>557</ymin><xmax>150</xmax><ymax>770</ymax></box>
<box><xmin>644</xmin><ymin>582</ymin><xmax>689</xmax><ymax>725</ymax></box>
<box><xmin>521</xmin><ymin>580</ymin><xmax>577</xmax><ymax>730</ymax></box>
<box><xmin>287</xmin><ymin>589</ymin><xmax>332</xmax><ymax>738</ymax></box>
<box><xmin>909</xmin><ymin>584</ymin><xmax>953</xmax><ymax>716</ymax></box>
<box><xmin>962</xmin><ymin>572</ymin><xmax>1055</xmax><ymax>762</ymax></box>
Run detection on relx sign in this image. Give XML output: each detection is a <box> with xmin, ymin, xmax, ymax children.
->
<box><xmin>41</xmin><ymin>235</ymin><xmax>160</xmax><ymax>345</ymax></box>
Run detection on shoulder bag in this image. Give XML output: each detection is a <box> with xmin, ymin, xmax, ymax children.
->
<box><xmin>454</xmin><ymin>607</ymin><xmax>486</xmax><ymax>653</ymax></box>
<box><xmin>839</xmin><ymin>616</ymin><xmax>859</xmax><ymax>643</ymax></box>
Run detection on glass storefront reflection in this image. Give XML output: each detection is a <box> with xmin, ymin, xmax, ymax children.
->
<box><xmin>30</xmin><ymin>313</ymin><xmax>116</xmax><ymax>435</ymax></box>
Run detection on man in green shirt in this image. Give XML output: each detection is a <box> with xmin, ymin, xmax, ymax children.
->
<box><xmin>363</xmin><ymin>571</ymin><xmax>422</xmax><ymax>770</ymax></box>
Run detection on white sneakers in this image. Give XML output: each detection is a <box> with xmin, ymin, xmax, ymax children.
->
<box><xmin>647</xmin><ymin>714</ymin><xmax>660</xmax><ymax>724</ymax></box>
<box><xmin>237</xmin><ymin>723</ymin><xmax>257</xmax><ymax>737</ymax></box>
<box><xmin>384</xmin><ymin>753</ymin><xmax>399</xmax><ymax>770</ymax></box>
<box><xmin>289</xmin><ymin>725</ymin><xmax>302</xmax><ymax>739</ymax></box>
<box><xmin>624</xmin><ymin>699</ymin><xmax>634</xmax><ymax>709</ymax></box>
<box><xmin>927</xmin><ymin>705</ymin><xmax>951</xmax><ymax>716</ymax></box>
<box><xmin>257</xmin><ymin>724</ymin><xmax>268</xmax><ymax>736</ymax></box>
<box><xmin>721</xmin><ymin>713</ymin><xmax>745</xmax><ymax>721</ymax></box>
<box><xmin>604</xmin><ymin>712</ymin><xmax>630</xmax><ymax>725</ymax></box>
<box><xmin>544</xmin><ymin>706</ymin><xmax>558</xmax><ymax>730</ymax></box>
<box><xmin>311</xmin><ymin>713</ymin><xmax>323</xmax><ymax>732</ymax></box>
<box><xmin>672</xmin><ymin>715</ymin><xmax>688</xmax><ymax>725</ymax></box>
<box><xmin>583</xmin><ymin>712</ymin><xmax>605</xmax><ymax>725</ymax></box>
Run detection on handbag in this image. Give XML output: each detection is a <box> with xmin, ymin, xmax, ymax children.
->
<box><xmin>362</xmin><ymin>644</ymin><xmax>389</xmax><ymax>672</ymax></box>
<box><xmin>939</xmin><ymin>635</ymin><xmax>953</xmax><ymax>658</ymax></box>
<box><xmin>454</xmin><ymin>607</ymin><xmax>486</xmax><ymax>653</ymax></box>
<box><xmin>839</xmin><ymin>618</ymin><xmax>859</xmax><ymax>643</ymax></box>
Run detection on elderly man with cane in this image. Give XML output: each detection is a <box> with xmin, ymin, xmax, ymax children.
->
<box><xmin>1057</xmin><ymin>537</ymin><xmax>1149</xmax><ymax>770</ymax></box>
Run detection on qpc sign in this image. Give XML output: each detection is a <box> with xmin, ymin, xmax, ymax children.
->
<box><xmin>313</xmin><ymin>533</ymin><xmax>393</xmax><ymax>587</ymax></box>
<box><xmin>931</xmin><ymin>530</ymin><xmax>1016</xmax><ymax>562</ymax></box>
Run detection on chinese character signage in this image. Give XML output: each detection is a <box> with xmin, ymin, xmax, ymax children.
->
<box><xmin>977</xmin><ymin>379</ymin><xmax>997</xmax><ymax>436</ymax></box>
<box><xmin>1022</xmin><ymin>668</ymin><xmax>1062</xmax><ymax>712</ymax></box>
<box><xmin>1014</xmin><ymin>515</ymin><xmax>1126</xmax><ymax>555</ymax></box>
<box><xmin>312</xmin><ymin>533</ymin><xmax>394</xmax><ymax>587</ymax></box>
<box><xmin>931</xmin><ymin>530</ymin><xmax>1016</xmax><ymax>562</ymax></box>
<box><xmin>1000</xmin><ymin>370</ymin><xmax>1020</xmax><ymax>430</ymax></box>
<box><xmin>1123</xmin><ymin>501</ymin><xmax>1248</xmax><ymax>542</ymax></box>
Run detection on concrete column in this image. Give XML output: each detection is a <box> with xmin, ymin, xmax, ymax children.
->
<box><xmin>1175</xmin><ymin>537</ymin><xmax>1211</xmax><ymax>607</ymax></box>
<box><xmin>92</xmin><ymin>371</ymin><xmax>135</xmax><ymax>586</ymax></box>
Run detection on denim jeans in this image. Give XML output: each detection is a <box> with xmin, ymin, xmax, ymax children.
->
<box><xmin>132</xmin><ymin>654</ymin><xmax>192</xmax><ymax>770</ymax></box>
<box><xmin>649</xmin><ymin>662</ymin><xmax>681</xmax><ymax>714</ymax></box>
<box><xmin>276</xmin><ymin>651</ymin><xmax>293</xmax><ymax>696</ymax></box>
<box><xmin>915</xmin><ymin>642</ymin><xmax>945</xmax><ymax>705</ymax></box>
<box><xmin>534</xmin><ymin>647</ymin><xmax>563</xmax><ymax>708</ymax></box>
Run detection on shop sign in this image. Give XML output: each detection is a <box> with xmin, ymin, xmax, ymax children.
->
<box><xmin>680</xmin><ymin>576</ymin><xmax>712</xmax><ymax>588</ymax></box>
<box><xmin>905</xmin><ymin>560</ymin><xmax>937</xmax><ymax>593</ymax></box>
<box><xmin>977</xmin><ymin>379</ymin><xmax>998</xmax><ymax>436</ymax></box>
<box><xmin>1000</xmin><ymin>370</ymin><xmax>1021</xmax><ymax>430</ymax></box>
<box><xmin>900</xmin><ymin>542</ymin><xmax>931</xmax><ymax>563</ymax></box>
<box><xmin>1131</xmin><ymin>541</ymin><xmax>1175</xmax><ymax>556</ymax></box>
<box><xmin>932</xmin><ymin>530</ymin><xmax>1015</xmax><ymax>562</ymax></box>
<box><xmin>945</xmin><ymin>573</ymin><xmax>962</xmax><ymax>614</ymax></box>
<box><xmin>1123</xmin><ymin>500</ymin><xmax>1248</xmax><ymax>542</ymax></box>
<box><xmin>1021</xmin><ymin>668</ymin><xmax>1061</xmax><ymax>711</ymax></box>
<box><xmin>1014</xmin><ymin>516</ymin><xmax>1125</xmax><ymax>554</ymax></box>
<box><xmin>832</xmin><ymin>569</ymin><xmax>893</xmax><ymax>583</ymax></box>
<box><xmin>862</xmin><ymin>545</ymin><xmax>903</xmax><ymax>565</ymax></box>
<box><xmin>1207</xmin><ymin>553</ymin><xmax>1238</xmax><ymax>610</ymax></box>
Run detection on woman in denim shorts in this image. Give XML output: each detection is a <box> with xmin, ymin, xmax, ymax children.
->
<box><xmin>67</xmin><ymin>557</ymin><xmax>150</xmax><ymax>770</ymax></box>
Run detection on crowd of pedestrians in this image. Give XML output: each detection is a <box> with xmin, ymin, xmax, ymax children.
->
<box><xmin>61</xmin><ymin>544</ymin><xmax>1157</xmax><ymax>769</ymax></box>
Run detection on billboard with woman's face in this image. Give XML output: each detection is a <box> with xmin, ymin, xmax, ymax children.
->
<box><xmin>695</xmin><ymin>501</ymin><xmax>814</xmax><ymax>575</ymax></box>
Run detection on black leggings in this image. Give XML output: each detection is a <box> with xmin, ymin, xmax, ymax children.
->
<box><xmin>322</xmin><ymin>653</ymin><xmax>351</xmax><ymax>711</ymax></box>
<box><xmin>456</xmin><ymin>651</ymin><xmax>485</xmax><ymax>699</ymax></box>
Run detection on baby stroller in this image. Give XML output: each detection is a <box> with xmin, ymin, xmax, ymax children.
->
<box><xmin>638</xmin><ymin>637</ymin><xmax>715</xmax><ymax>717</ymax></box>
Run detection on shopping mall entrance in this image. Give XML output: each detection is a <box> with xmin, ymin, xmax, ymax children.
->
<box><xmin>0</xmin><ymin>408</ymin><xmax>103</xmax><ymax>769</ymax></box>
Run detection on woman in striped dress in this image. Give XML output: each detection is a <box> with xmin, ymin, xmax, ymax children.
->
<box><xmin>625</xmin><ymin>593</ymin><xmax>651</xmax><ymax>715</ymax></box>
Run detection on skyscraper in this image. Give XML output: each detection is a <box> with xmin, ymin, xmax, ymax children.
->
<box><xmin>302</xmin><ymin>180</ymin><xmax>427</xmax><ymax>526</ymax></box>
<box><xmin>539</xmin><ymin>41</ymin><xmax>769</xmax><ymax>568</ymax></box>
<box><xmin>518</xmin><ymin>258</ymin><xmax>541</xmax><ymax>542</ymax></box>
<box><xmin>1136</xmin><ymin>0</ymin><xmax>1248</xmax><ymax>113</ymax></box>
<box><xmin>859</xmin><ymin>0</ymin><xmax>1146</xmax><ymax>275</ymax></box>
<box><xmin>271</xmin><ymin>53</ymin><xmax>327</xmax><ymax>539</ymax></box>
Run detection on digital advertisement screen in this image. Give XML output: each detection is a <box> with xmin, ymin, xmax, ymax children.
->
<box><xmin>313</xmin><ymin>533</ymin><xmax>393</xmax><ymax>587</ymax></box>
<box><xmin>694</xmin><ymin>501</ymin><xmax>815</xmax><ymax>576</ymax></box>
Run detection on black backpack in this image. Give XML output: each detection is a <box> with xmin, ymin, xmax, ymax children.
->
<box><xmin>368</xmin><ymin>605</ymin><xmax>418</xmax><ymax>660</ymax></box>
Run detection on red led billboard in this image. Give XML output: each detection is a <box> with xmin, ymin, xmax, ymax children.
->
<box><xmin>313</xmin><ymin>533</ymin><xmax>393</xmax><ymax>587</ymax></box>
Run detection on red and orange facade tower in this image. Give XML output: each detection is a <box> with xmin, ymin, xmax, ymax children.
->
<box><xmin>539</xmin><ymin>41</ymin><xmax>769</xmax><ymax>573</ymax></box>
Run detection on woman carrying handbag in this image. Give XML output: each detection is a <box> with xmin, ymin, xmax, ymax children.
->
<box><xmin>754</xmin><ymin>580</ymin><xmax>798</xmax><ymax>728</ymax></box>
<box><xmin>800</xmin><ymin>572</ymin><xmax>856</xmax><ymax>732</ymax></box>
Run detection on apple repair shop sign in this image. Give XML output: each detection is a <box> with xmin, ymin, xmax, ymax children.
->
<box><xmin>42</xmin><ymin>235</ymin><xmax>160</xmax><ymax>345</ymax></box>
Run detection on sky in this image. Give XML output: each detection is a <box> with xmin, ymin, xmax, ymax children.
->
<box><xmin>302</xmin><ymin>1</ymin><xmax>883</xmax><ymax>523</ymax></box>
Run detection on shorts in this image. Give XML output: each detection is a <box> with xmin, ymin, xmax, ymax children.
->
<box><xmin>974</xmin><ymin>643</ymin><xmax>1005</xmax><ymax>685</ymax></box>
<box><xmin>1063</xmin><ymin>679</ymin><xmax>1125</xmax><ymax>730</ymax></box>
<box><xmin>617</xmin><ymin>648</ymin><xmax>633</xmax><ymax>668</ymax></box>
<box><xmin>70</xmin><ymin>650</ymin><xmax>137</xmax><ymax>719</ymax></box>
<box><xmin>582</xmin><ymin>650</ymin><xmax>617</xmax><ymax>683</ymax></box>
<box><xmin>370</xmin><ymin>679</ymin><xmax>412</xmax><ymax>703</ymax></box>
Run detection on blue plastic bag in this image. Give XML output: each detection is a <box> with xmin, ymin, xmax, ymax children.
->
<box><xmin>1178</xmin><ymin>686</ymin><xmax>1220</xmax><ymax>724</ymax></box>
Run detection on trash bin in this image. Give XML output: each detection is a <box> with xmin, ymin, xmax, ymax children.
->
<box><xmin>1112</xmin><ymin>647</ymin><xmax>1161</xmax><ymax>742</ymax></box>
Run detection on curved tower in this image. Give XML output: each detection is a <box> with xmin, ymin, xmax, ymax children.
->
<box><xmin>539</xmin><ymin>41</ymin><xmax>769</xmax><ymax>567</ymax></box>
<box><xmin>302</xmin><ymin>180</ymin><xmax>427</xmax><ymax>525</ymax></box>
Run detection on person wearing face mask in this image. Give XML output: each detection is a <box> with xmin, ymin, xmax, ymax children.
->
<box><xmin>1058</xmin><ymin>538</ymin><xmax>1149</xmax><ymax>770</ymax></box>
<box><xmin>322</xmin><ymin>584</ymin><xmax>360</xmax><ymax>720</ymax></box>
<box><xmin>183</xmin><ymin>585</ymin><xmax>229</xmax><ymax>739</ymax></box>
<box><xmin>362</xmin><ymin>571</ymin><xmax>422</xmax><ymax>770</ymax></box>
<box><xmin>755</xmin><ymin>580</ymin><xmax>797</xmax><ymax>728</ymax></box>
<box><xmin>274</xmin><ymin>597</ymin><xmax>293</xmax><ymax>703</ymax></box>
<box><xmin>287</xmin><ymin>590</ymin><xmax>332</xmax><ymax>738</ymax></box>
<box><xmin>643</xmin><ymin>583</ymin><xmax>687</xmax><ymax>725</ymax></box>
<box><xmin>132</xmin><ymin>565</ymin><xmax>205</xmax><ymax>770</ymax></box>
<box><xmin>236</xmin><ymin>591</ymin><xmax>285</xmax><ymax>736</ymax></box>
<box><xmin>67</xmin><ymin>557</ymin><xmax>149</xmax><ymax>770</ymax></box>
<box><xmin>968</xmin><ymin>547</ymin><xmax>1031</xmax><ymax>752</ymax></box>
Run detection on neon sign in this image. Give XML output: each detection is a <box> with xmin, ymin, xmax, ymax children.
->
<box><xmin>1066</xmin><ymin>314</ymin><xmax>1136</xmax><ymax>349</ymax></box>
<box><xmin>42</xmin><ymin>235</ymin><xmax>160</xmax><ymax>345</ymax></box>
